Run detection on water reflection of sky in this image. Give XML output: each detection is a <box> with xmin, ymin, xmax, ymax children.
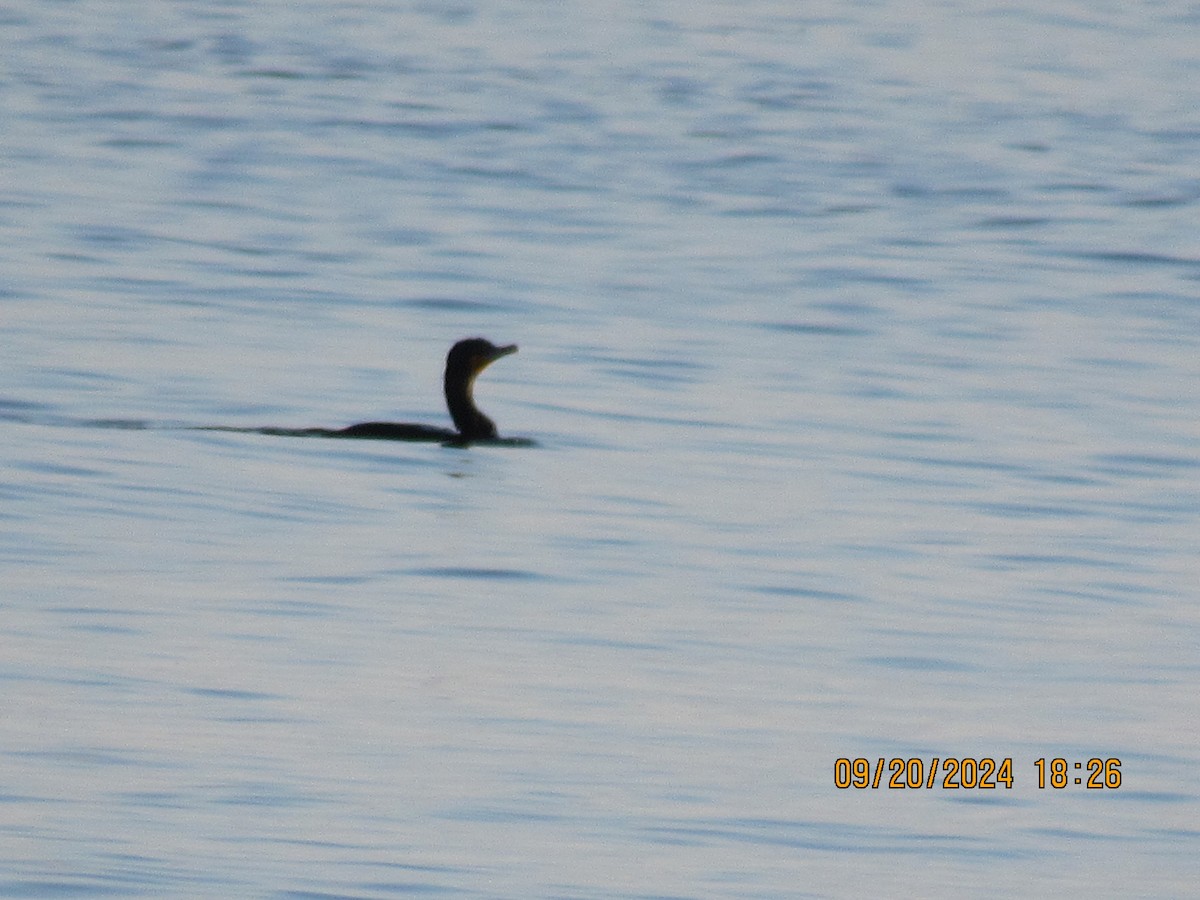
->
<box><xmin>2</xmin><ymin>1</ymin><xmax>1199</xmax><ymax>896</ymax></box>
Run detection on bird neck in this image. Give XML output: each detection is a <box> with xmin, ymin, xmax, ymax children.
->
<box><xmin>445</xmin><ymin>370</ymin><xmax>497</xmax><ymax>439</ymax></box>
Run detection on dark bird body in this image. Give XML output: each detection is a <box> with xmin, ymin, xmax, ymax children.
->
<box><xmin>200</xmin><ymin>338</ymin><xmax>527</xmax><ymax>445</ymax></box>
<box><xmin>335</xmin><ymin>338</ymin><xmax>519</xmax><ymax>442</ymax></box>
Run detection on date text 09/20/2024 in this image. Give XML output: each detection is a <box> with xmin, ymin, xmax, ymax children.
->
<box><xmin>833</xmin><ymin>757</ymin><xmax>1122</xmax><ymax>790</ymax></box>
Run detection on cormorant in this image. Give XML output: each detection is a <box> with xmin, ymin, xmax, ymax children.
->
<box><xmin>337</xmin><ymin>337</ymin><xmax>519</xmax><ymax>442</ymax></box>
<box><xmin>197</xmin><ymin>337</ymin><xmax>524</xmax><ymax>445</ymax></box>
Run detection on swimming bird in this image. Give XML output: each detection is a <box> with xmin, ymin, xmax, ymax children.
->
<box><xmin>197</xmin><ymin>337</ymin><xmax>524</xmax><ymax>445</ymax></box>
<box><xmin>336</xmin><ymin>337</ymin><xmax>519</xmax><ymax>442</ymax></box>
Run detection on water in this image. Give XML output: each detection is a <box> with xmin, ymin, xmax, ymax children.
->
<box><xmin>3</xmin><ymin>1</ymin><xmax>1199</xmax><ymax>897</ymax></box>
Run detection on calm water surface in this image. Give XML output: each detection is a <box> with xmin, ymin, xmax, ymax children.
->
<box><xmin>3</xmin><ymin>1</ymin><xmax>1199</xmax><ymax>897</ymax></box>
